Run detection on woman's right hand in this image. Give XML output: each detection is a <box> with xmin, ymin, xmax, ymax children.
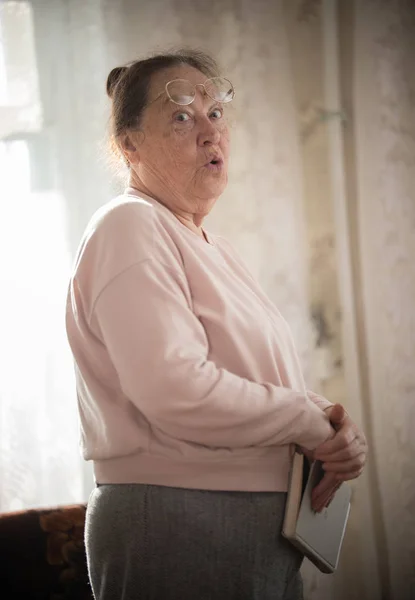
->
<box><xmin>300</xmin><ymin>443</ymin><xmax>339</xmax><ymax>513</ymax></box>
<box><xmin>309</xmin><ymin>403</ymin><xmax>367</xmax><ymax>511</ymax></box>
<box><xmin>300</xmin><ymin>410</ymin><xmax>337</xmax><ymax>512</ymax></box>
<box><xmin>310</xmin><ymin>470</ymin><xmax>341</xmax><ymax>513</ymax></box>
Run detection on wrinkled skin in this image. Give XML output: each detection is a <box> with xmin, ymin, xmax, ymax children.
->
<box><xmin>121</xmin><ymin>64</ymin><xmax>231</xmax><ymax>237</ymax></box>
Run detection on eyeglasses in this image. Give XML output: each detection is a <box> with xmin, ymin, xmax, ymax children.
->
<box><xmin>150</xmin><ymin>77</ymin><xmax>235</xmax><ymax>106</ymax></box>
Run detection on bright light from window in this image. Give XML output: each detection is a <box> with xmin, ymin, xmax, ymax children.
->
<box><xmin>0</xmin><ymin>2</ymin><xmax>85</xmax><ymax>511</ymax></box>
<box><xmin>0</xmin><ymin>1</ymin><xmax>42</xmax><ymax>132</ymax></box>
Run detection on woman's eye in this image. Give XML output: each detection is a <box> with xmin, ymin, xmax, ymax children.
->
<box><xmin>210</xmin><ymin>108</ymin><xmax>223</xmax><ymax>120</ymax></box>
<box><xmin>174</xmin><ymin>112</ymin><xmax>191</xmax><ymax>123</ymax></box>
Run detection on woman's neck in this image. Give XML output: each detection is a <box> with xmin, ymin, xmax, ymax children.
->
<box><xmin>128</xmin><ymin>179</ymin><xmax>207</xmax><ymax>239</ymax></box>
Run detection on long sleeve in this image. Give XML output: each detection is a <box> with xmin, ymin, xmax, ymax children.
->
<box><xmin>307</xmin><ymin>389</ymin><xmax>334</xmax><ymax>412</ymax></box>
<box><xmin>90</xmin><ymin>257</ymin><xmax>333</xmax><ymax>451</ymax></box>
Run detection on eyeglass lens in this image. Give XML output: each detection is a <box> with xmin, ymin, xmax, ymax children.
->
<box><xmin>166</xmin><ymin>78</ymin><xmax>234</xmax><ymax>105</ymax></box>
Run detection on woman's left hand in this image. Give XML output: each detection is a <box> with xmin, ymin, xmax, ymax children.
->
<box><xmin>310</xmin><ymin>403</ymin><xmax>368</xmax><ymax>511</ymax></box>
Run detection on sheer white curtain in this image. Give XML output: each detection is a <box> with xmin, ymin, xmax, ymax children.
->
<box><xmin>351</xmin><ymin>1</ymin><xmax>415</xmax><ymax>598</ymax></box>
<box><xmin>0</xmin><ymin>1</ymin><xmax>88</xmax><ymax>511</ymax></box>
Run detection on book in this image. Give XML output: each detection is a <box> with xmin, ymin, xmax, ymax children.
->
<box><xmin>282</xmin><ymin>449</ymin><xmax>351</xmax><ymax>574</ymax></box>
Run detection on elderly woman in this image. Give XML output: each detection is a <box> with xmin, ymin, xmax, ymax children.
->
<box><xmin>66</xmin><ymin>49</ymin><xmax>367</xmax><ymax>600</ymax></box>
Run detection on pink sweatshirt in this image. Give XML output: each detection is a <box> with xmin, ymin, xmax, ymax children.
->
<box><xmin>66</xmin><ymin>188</ymin><xmax>333</xmax><ymax>492</ymax></box>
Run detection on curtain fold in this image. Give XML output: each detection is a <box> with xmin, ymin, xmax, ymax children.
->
<box><xmin>351</xmin><ymin>1</ymin><xmax>415</xmax><ymax>598</ymax></box>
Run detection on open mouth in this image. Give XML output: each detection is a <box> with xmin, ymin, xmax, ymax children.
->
<box><xmin>206</xmin><ymin>158</ymin><xmax>222</xmax><ymax>167</ymax></box>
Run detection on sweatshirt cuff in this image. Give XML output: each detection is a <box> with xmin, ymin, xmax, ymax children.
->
<box><xmin>314</xmin><ymin>397</ymin><xmax>334</xmax><ymax>412</ymax></box>
<box><xmin>297</xmin><ymin>402</ymin><xmax>334</xmax><ymax>451</ymax></box>
<box><xmin>307</xmin><ymin>390</ymin><xmax>334</xmax><ymax>413</ymax></box>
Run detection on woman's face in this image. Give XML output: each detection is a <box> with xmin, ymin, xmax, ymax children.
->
<box><xmin>126</xmin><ymin>64</ymin><xmax>231</xmax><ymax>216</ymax></box>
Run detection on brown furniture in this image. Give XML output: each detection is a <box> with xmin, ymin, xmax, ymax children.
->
<box><xmin>0</xmin><ymin>504</ymin><xmax>92</xmax><ymax>599</ymax></box>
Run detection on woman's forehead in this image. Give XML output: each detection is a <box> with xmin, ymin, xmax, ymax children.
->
<box><xmin>149</xmin><ymin>65</ymin><xmax>209</xmax><ymax>95</ymax></box>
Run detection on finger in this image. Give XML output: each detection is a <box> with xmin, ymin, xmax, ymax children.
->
<box><xmin>312</xmin><ymin>483</ymin><xmax>340</xmax><ymax>512</ymax></box>
<box><xmin>314</xmin><ymin>428</ymin><xmax>357</xmax><ymax>458</ymax></box>
<box><xmin>312</xmin><ymin>482</ymin><xmax>337</xmax><ymax>503</ymax></box>
<box><xmin>314</xmin><ymin>438</ymin><xmax>362</xmax><ymax>462</ymax></box>
<box><xmin>334</xmin><ymin>467</ymin><xmax>364</xmax><ymax>482</ymax></box>
<box><xmin>316</xmin><ymin>431</ymin><xmax>367</xmax><ymax>460</ymax></box>
<box><xmin>325</xmin><ymin>484</ymin><xmax>342</xmax><ymax>509</ymax></box>
<box><xmin>315</xmin><ymin>425</ymin><xmax>357</xmax><ymax>455</ymax></box>
<box><xmin>328</xmin><ymin>404</ymin><xmax>346</xmax><ymax>427</ymax></box>
<box><xmin>311</xmin><ymin>471</ymin><xmax>337</xmax><ymax>500</ymax></box>
<box><xmin>312</xmin><ymin>488</ymin><xmax>335</xmax><ymax>511</ymax></box>
<box><xmin>311</xmin><ymin>474</ymin><xmax>336</xmax><ymax>499</ymax></box>
<box><xmin>322</xmin><ymin>453</ymin><xmax>366</xmax><ymax>473</ymax></box>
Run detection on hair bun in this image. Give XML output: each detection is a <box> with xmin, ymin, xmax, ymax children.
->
<box><xmin>106</xmin><ymin>66</ymin><xmax>128</xmax><ymax>99</ymax></box>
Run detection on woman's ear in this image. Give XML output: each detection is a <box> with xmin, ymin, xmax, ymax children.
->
<box><xmin>120</xmin><ymin>131</ymin><xmax>144</xmax><ymax>165</ymax></box>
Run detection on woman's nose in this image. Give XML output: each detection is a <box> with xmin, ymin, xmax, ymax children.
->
<box><xmin>197</xmin><ymin>117</ymin><xmax>221</xmax><ymax>146</ymax></box>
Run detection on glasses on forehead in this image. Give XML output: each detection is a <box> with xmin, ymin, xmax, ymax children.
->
<box><xmin>151</xmin><ymin>77</ymin><xmax>235</xmax><ymax>106</ymax></box>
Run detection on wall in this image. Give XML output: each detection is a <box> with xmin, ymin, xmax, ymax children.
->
<box><xmin>32</xmin><ymin>0</ymin><xmax>317</xmax><ymax>378</ymax></box>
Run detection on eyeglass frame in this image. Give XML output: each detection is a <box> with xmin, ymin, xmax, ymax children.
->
<box><xmin>148</xmin><ymin>77</ymin><xmax>235</xmax><ymax>107</ymax></box>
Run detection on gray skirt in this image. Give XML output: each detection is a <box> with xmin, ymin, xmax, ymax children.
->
<box><xmin>85</xmin><ymin>484</ymin><xmax>304</xmax><ymax>600</ymax></box>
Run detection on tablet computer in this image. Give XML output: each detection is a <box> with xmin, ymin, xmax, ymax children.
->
<box><xmin>282</xmin><ymin>450</ymin><xmax>351</xmax><ymax>574</ymax></box>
